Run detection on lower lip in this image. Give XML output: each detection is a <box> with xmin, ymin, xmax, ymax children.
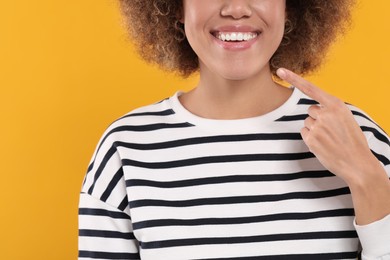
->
<box><xmin>211</xmin><ymin>33</ymin><xmax>259</xmax><ymax>51</ymax></box>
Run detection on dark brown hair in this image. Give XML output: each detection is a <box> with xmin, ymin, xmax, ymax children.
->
<box><xmin>119</xmin><ymin>0</ymin><xmax>356</xmax><ymax>78</ymax></box>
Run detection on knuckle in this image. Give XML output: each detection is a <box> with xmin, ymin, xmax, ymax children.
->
<box><xmin>308</xmin><ymin>105</ymin><xmax>317</xmax><ymax>114</ymax></box>
<box><xmin>318</xmin><ymin>112</ymin><xmax>330</xmax><ymax>121</ymax></box>
<box><xmin>329</xmin><ymin>97</ymin><xmax>344</xmax><ymax>109</ymax></box>
<box><xmin>304</xmin><ymin>117</ymin><xmax>314</xmax><ymax>129</ymax></box>
<box><xmin>310</xmin><ymin>129</ymin><xmax>322</xmax><ymax>139</ymax></box>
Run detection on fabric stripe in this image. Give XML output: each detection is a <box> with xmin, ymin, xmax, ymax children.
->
<box><xmin>126</xmin><ymin>170</ymin><xmax>334</xmax><ymax>188</ymax></box>
<box><xmin>372</xmin><ymin>150</ymin><xmax>390</xmax><ymax>166</ymax></box>
<box><xmin>276</xmin><ymin>108</ymin><xmax>380</xmax><ymax>127</ymax></box>
<box><xmin>115</xmin><ymin>132</ymin><xmax>302</xmax><ymax>150</ymax></box>
<box><xmin>123</xmin><ymin>152</ymin><xmax>316</xmax><ymax>169</ymax></box>
<box><xmin>297</xmin><ymin>98</ymin><xmax>319</xmax><ymax>105</ymax></box>
<box><xmin>79</xmin><ymin>208</ymin><xmax>130</xmax><ymax>220</ymax></box>
<box><xmin>361</xmin><ymin>126</ymin><xmax>390</xmax><ymax>146</ymax></box>
<box><xmin>129</xmin><ymin>187</ymin><xmax>350</xmax><ymax>209</ymax></box>
<box><xmin>100</xmin><ymin>167</ymin><xmax>124</xmax><ymax>202</ymax></box>
<box><xmin>196</xmin><ymin>251</ymin><xmax>358</xmax><ymax>260</ymax></box>
<box><xmin>276</xmin><ymin>114</ymin><xmax>307</xmax><ymax>121</ymax></box>
<box><xmin>132</xmin><ymin>208</ymin><xmax>354</xmax><ymax>230</ymax></box>
<box><xmin>119</xmin><ymin>109</ymin><xmax>175</xmax><ymax>119</ymax></box>
<box><xmin>79</xmin><ymin>229</ymin><xmax>136</xmax><ymax>240</ymax></box>
<box><xmin>87</xmin><ymin>146</ymin><xmax>117</xmax><ymax>194</ymax></box>
<box><xmin>118</xmin><ymin>196</ymin><xmax>129</xmax><ymax>212</ymax></box>
<box><xmin>79</xmin><ymin>250</ymin><xmax>140</xmax><ymax>259</ymax></box>
<box><xmin>139</xmin><ymin>231</ymin><xmax>358</xmax><ymax>249</ymax></box>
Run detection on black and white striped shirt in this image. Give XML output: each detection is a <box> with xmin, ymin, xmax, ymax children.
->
<box><xmin>79</xmin><ymin>87</ymin><xmax>390</xmax><ymax>259</ymax></box>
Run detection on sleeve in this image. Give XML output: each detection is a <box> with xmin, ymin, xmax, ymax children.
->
<box><xmin>78</xmin><ymin>128</ymin><xmax>140</xmax><ymax>260</ymax></box>
<box><xmin>350</xmin><ymin>107</ymin><xmax>390</xmax><ymax>260</ymax></box>
<box><xmin>354</xmin><ymin>215</ymin><xmax>390</xmax><ymax>260</ymax></box>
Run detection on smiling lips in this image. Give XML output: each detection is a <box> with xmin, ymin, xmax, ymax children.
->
<box><xmin>211</xmin><ymin>26</ymin><xmax>261</xmax><ymax>50</ymax></box>
<box><xmin>215</xmin><ymin>32</ymin><xmax>259</xmax><ymax>42</ymax></box>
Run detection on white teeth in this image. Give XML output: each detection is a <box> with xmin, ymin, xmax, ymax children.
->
<box><xmin>216</xmin><ymin>32</ymin><xmax>258</xmax><ymax>42</ymax></box>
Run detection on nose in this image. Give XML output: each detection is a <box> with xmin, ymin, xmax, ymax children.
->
<box><xmin>220</xmin><ymin>0</ymin><xmax>252</xmax><ymax>19</ymax></box>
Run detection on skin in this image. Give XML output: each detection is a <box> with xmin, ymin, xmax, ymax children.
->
<box><xmin>179</xmin><ymin>0</ymin><xmax>390</xmax><ymax>225</ymax></box>
<box><xmin>180</xmin><ymin>0</ymin><xmax>292</xmax><ymax>119</ymax></box>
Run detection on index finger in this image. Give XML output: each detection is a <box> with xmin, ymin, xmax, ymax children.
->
<box><xmin>276</xmin><ymin>68</ymin><xmax>332</xmax><ymax>106</ymax></box>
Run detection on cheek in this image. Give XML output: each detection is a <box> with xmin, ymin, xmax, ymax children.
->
<box><xmin>182</xmin><ymin>1</ymin><xmax>210</xmax><ymax>31</ymax></box>
<box><xmin>263</xmin><ymin>9</ymin><xmax>286</xmax><ymax>48</ymax></box>
<box><xmin>260</xmin><ymin>1</ymin><xmax>286</xmax><ymax>32</ymax></box>
<box><xmin>183</xmin><ymin>20</ymin><xmax>202</xmax><ymax>55</ymax></box>
<box><xmin>183</xmin><ymin>9</ymin><xmax>211</xmax><ymax>54</ymax></box>
<box><xmin>183</xmin><ymin>10</ymin><xmax>201</xmax><ymax>41</ymax></box>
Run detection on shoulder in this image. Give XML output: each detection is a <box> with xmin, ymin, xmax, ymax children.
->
<box><xmin>345</xmin><ymin>103</ymin><xmax>388</xmax><ymax>141</ymax></box>
<box><xmin>101</xmin><ymin>97</ymin><xmax>173</xmax><ymax>141</ymax></box>
<box><xmin>96</xmin><ymin>94</ymin><xmax>194</xmax><ymax>148</ymax></box>
<box><xmin>344</xmin><ymin>104</ymin><xmax>390</xmax><ymax>172</ymax></box>
<box><xmin>111</xmin><ymin>97</ymin><xmax>173</xmax><ymax>127</ymax></box>
<box><xmin>84</xmin><ymin>97</ymin><xmax>174</xmax><ymax>167</ymax></box>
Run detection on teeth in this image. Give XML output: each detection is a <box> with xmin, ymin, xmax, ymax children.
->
<box><xmin>216</xmin><ymin>32</ymin><xmax>258</xmax><ymax>42</ymax></box>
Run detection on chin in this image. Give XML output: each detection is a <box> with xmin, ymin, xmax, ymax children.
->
<box><xmin>221</xmin><ymin>73</ymin><xmax>255</xmax><ymax>81</ymax></box>
<box><xmin>217</xmin><ymin>65</ymin><xmax>267</xmax><ymax>81</ymax></box>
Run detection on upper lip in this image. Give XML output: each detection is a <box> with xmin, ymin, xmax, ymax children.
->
<box><xmin>211</xmin><ymin>25</ymin><xmax>262</xmax><ymax>34</ymax></box>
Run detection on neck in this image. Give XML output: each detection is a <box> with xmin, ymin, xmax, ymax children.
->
<box><xmin>179</xmin><ymin>64</ymin><xmax>292</xmax><ymax>120</ymax></box>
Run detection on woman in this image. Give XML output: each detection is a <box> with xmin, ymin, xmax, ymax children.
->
<box><xmin>79</xmin><ymin>0</ymin><xmax>390</xmax><ymax>259</ymax></box>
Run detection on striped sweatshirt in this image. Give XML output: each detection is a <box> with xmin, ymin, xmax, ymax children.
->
<box><xmin>79</xmin><ymin>87</ymin><xmax>390</xmax><ymax>259</ymax></box>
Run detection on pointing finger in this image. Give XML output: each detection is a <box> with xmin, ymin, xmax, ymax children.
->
<box><xmin>276</xmin><ymin>68</ymin><xmax>333</xmax><ymax>106</ymax></box>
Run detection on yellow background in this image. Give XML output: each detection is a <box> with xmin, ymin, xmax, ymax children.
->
<box><xmin>0</xmin><ymin>1</ymin><xmax>388</xmax><ymax>259</ymax></box>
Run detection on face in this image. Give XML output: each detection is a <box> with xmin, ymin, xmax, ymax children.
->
<box><xmin>181</xmin><ymin>0</ymin><xmax>286</xmax><ymax>81</ymax></box>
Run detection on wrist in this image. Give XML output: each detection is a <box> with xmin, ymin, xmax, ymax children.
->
<box><xmin>345</xmin><ymin>156</ymin><xmax>390</xmax><ymax>225</ymax></box>
<box><xmin>343</xmin><ymin>153</ymin><xmax>386</xmax><ymax>188</ymax></box>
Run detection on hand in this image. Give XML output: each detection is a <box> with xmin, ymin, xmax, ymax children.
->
<box><xmin>276</xmin><ymin>68</ymin><xmax>379</xmax><ymax>184</ymax></box>
<box><xmin>276</xmin><ymin>68</ymin><xmax>390</xmax><ymax>225</ymax></box>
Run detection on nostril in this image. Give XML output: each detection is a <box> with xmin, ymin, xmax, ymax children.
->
<box><xmin>220</xmin><ymin>4</ymin><xmax>252</xmax><ymax>19</ymax></box>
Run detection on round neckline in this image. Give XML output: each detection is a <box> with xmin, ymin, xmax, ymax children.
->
<box><xmin>168</xmin><ymin>87</ymin><xmax>302</xmax><ymax>133</ymax></box>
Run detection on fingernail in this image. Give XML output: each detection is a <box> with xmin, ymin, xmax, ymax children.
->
<box><xmin>276</xmin><ymin>68</ymin><xmax>286</xmax><ymax>78</ymax></box>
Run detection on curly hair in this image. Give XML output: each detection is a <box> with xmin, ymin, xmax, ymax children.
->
<box><xmin>118</xmin><ymin>0</ymin><xmax>356</xmax><ymax>78</ymax></box>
